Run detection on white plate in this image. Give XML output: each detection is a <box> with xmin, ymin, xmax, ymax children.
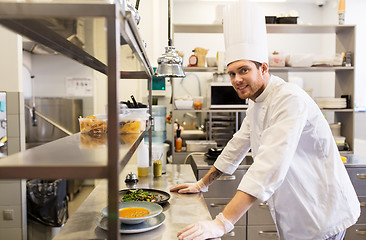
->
<box><xmin>95</xmin><ymin>212</ymin><xmax>166</xmax><ymax>234</ymax></box>
<box><xmin>101</xmin><ymin>201</ymin><xmax>163</xmax><ymax>224</ymax></box>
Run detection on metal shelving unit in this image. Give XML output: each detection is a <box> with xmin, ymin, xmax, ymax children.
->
<box><xmin>0</xmin><ymin>1</ymin><xmax>153</xmax><ymax>239</ymax></box>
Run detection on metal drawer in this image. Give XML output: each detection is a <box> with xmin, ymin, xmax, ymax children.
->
<box><xmin>346</xmin><ymin>168</ymin><xmax>366</xmax><ymax>196</ymax></box>
<box><xmin>198</xmin><ymin>169</ymin><xmax>246</xmax><ymax>198</ymax></box>
<box><xmin>247</xmin><ymin>225</ymin><xmax>280</xmax><ymax>240</ymax></box>
<box><xmin>223</xmin><ymin>226</ymin><xmax>246</xmax><ymax>240</ymax></box>
<box><xmin>358</xmin><ymin>196</ymin><xmax>366</xmax><ymax>224</ymax></box>
<box><xmin>204</xmin><ymin>198</ymin><xmax>246</xmax><ymax>226</ymax></box>
<box><xmin>345</xmin><ymin>224</ymin><xmax>366</xmax><ymax>240</ymax></box>
<box><xmin>247</xmin><ymin>200</ymin><xmax>275</xmax><ymax>225</ymax></box>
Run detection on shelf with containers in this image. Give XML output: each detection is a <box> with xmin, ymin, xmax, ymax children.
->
<box><xmin>0</xmin><ymin>1</ymin><xmax>154</xmax><ymax>239</ymax></box>
<box><xmin>173</xmin><ymin>23</ymin><xmax>356</xmax><ymax>155</ymax></box>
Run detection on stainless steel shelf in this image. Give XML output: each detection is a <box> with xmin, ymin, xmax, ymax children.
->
<box><xmin>0</xmin><ymin>2</ymin><xmax>153</xmax><ymax>79</ymax></box>
<box><xmin>173</xmin><ymin>108</ymin><xmax>247</xmax><ymax>113</ymax></box>
<box><xmin>270</xmin><ymin>66</ymin><xmax>354</xmax><ymax>72</ymax></box>
<box><xmin>173</xmin><ymin>23</ymin><xmax>356</xmax><ymax>34</ymax></box>
<box><xmin>183</xmin><ymin>67</ymin><xmax>219</xmax><ymax>72</ymax></box>
<box><xmin>0</xmin><ymin>132</ymin><xmax>144</xmax><ymax>179</ymax></box>
<box><xmin>183</xmin><ymin>66</ymin><xmax>353</xmax><ymax>73</ymax></box>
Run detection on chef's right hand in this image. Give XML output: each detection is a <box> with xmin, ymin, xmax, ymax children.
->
<box><xmin>170</xmin><ymin>179</ymin><xmax>208</xmax><ymax>193</ymax></box>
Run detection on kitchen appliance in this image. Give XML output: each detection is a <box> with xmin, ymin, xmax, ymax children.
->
<box><xmin>205</xmin><ymin>147</ymin><xmax>223</xmax><ymax>160</ymax></box>
<box><xmin>208</xmin><ymin>82</ymin><xmax>248</xmax><ymax>109</ymax></box>
<box><xmin>186</xmin><ymin>140</ymin><xmax>217</xmax><ymax>152</ymax></box>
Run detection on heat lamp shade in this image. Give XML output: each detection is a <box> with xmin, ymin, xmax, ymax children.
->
<box><xmin>156</xmin><ymin>46</ymin><xmax>185</xmax><ymax>78</ymax></box>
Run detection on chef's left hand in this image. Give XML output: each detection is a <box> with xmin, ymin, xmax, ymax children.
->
<box><xmin>177</xmin><ymin>218</ymin><xmax>225</xmax><ymax>240</ymax></box>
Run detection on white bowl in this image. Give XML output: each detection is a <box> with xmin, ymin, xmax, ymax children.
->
<box><xmin>174</xmin><ymin>99</ymin><xmax>193</xmax><ymax>110</ymax></box>
<box><xmin>101</xmin><ymin>201</ymin><xmax>163</xmax><ymax>225</ymax></box>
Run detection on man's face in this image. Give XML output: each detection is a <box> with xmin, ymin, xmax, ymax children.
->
<box><xmin>227</xmin><ymin>60</ymin><xmax>267</xmax><ymax>101</ymax></box>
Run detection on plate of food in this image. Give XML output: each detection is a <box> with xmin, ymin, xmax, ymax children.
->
<box><xmin>95</xmin><ymin>211</ymin><xmax>166</xmax><ymax>234</ymax></box>
<box><xmin>119</xmin><ymin>189</ymin><xmax>170</xmax><ymax>205</ymax></box>
<box><xmin>101</xmin><ymin>201</ymin><xmax>163</xmax><ymax>225</ymax></box>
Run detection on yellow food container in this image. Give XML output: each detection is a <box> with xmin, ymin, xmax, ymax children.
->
<box><xmin>79</xmin><ymin>115</ymin><xmax>107</xmax><ymax>135</ymax></box>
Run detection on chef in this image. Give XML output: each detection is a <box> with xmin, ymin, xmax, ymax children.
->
<box><xmin>170</xmin><ymin>0</ymin><xmax>360</xmax><ymax>239</ymax></box>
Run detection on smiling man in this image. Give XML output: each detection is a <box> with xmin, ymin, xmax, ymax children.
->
<box><xmin>227</xmin><ymin>60</ymin><xmax>269</xmax><ymax>101</ymax></box>
<box><xmin>170</xmin><ymin>0</ymin><xmax>360</xmax><ymax>239</ymax></box>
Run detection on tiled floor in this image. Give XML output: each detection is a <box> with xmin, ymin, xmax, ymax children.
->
<box><xmin>68</xmin><ymin>185</ymin><xmax>95</xmax><ymax>217</ymax></box>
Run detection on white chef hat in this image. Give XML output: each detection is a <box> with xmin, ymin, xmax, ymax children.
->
<box><xmin>223</xmin><ymin>0</ymin><xmax>268</xmax><ymax>66</ymax></box>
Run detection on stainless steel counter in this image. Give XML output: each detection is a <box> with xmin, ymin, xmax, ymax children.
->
<box><xmin>343</xmin><ymin>154</ymin><xmax>366</xmax><ymax>168</ymax></box>
<box><xmin>53</xmin><ymin>163</ymin><xmax>211</xmax><ymax>240</ymax></box>
<box><xmin>189</xmin><ymin>154</ymin><xmax>252</xmax><ymax>180</ymax></box>
<box><xmin>190</xmin><ymin>153</ymin><xmax>366</xmax><ymax>179</ymax></box>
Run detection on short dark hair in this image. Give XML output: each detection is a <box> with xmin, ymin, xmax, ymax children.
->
<box><xmin>251</xmin><ymin>61</ymin><xmax>262</xmax><ymax>69</ymax></box>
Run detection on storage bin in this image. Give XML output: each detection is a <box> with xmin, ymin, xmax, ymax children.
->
<box><xmin>265</xmin><ymin>16</ymin><xmax>276</xmax><ymax>24</ymax></box>
<box><xmin>79</xmin><ymin>115</ymin><xmax>107</xmax><ymax>135</ymax></box>
<box><xmin>276</xmin><ymin>17</ymin><xmax>298</xmax><ymax>24</ymax></box>
<box><xmin>119</xmin><ymin>112</ymin><xmax>149</xmax><ymax>133</ymax></box>
<box><xmin>193</xmin><ymin>96</ymin><xmax>204</xmax><ymax>110</ymax></box>
<box><xmin>174</xmin><ymin>99</ymin><xmax>193</xmax><ymax>110</ymax></box>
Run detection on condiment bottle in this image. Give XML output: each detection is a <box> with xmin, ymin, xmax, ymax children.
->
<box><xmin>137</xmin><ymin>140</ymin><xmax>149</xmax><ymax>177</ymax></box>
<box><xmin>175</xmin><ymin>124</ymin><xmax>182</xmax><ymax>152</ymax></box>
<box><xmin>189</xmin><ymin>50</ymin><xmax>198</xmax><ymax>67</ymax></box>
<box><xmin>338</xmin><ymin>0</ymin><xmax>345</xmax><ymax>25</ymax></box>
<box><xmin>153</xmin><ymin>159</ymin><xmax>162</xmax><ymax>177</ymax></box>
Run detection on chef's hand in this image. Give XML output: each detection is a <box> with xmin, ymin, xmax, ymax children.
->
<box><xmin>177</xmin><ymin>213</ymin><xmax>234</xmax><ymax>240</ymax></box>
<box><xmin>170</xmin><ymin>179</ymin><xmax>208</xmax><ymax>193</ymax></box>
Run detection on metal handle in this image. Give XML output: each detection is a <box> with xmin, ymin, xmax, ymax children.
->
<box><xmin>0</xmin><ymin>119</ymin><xmax>6</xmax><ymax>129</ymax></box>
<box><xmin>356</xmin><ymin>229</ymin><xmax>366</xmax><ymax>235</ymax></box>
<box><xmin>356</xmin><ymin>174</ymin><xmax>366</xmax><ymax>179</ymax></box>
<box><xmin>210</xmin><ymin>203</ymin><xmax>226</xmax><ymax>208</ymax></box>
<box><xmin>24</xmin><ymin>104</ymin><xmax>72</xmax><ymax>136</ymax></box>
<box><xmin>259</xmin><ymin>202</ymin><xmax>269</xmax><ymax>208</ymax></box>
<box><xmin>361</xmin><ymin>202</ymin><xmax>366</xmax><ymax>207</ymax></box>
<box><xmin>218</xmin><ymin>175</ymin><xmax>236</xmax><ymax>181</ymax></box>
<box><xmin>258</xmin><ymin>231</ymin><xmax>278</xmax><ymax>236</ymax></box>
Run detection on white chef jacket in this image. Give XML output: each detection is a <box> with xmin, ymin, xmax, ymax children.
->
<box><xmin>214</xmin><ymin>75</ymin><xmax>360</xmax><ymax>240</ymax></box>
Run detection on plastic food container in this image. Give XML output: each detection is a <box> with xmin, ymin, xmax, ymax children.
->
<box><xmin>269</xmin><ymin>53</ymin><xmax>286</xmax><ymax>67</ymax></box>
<box><xmin>119</xmin><ymin>112</ymin><xmax>149</xmax><ymax>133</ymax></box>
<box><xmin>330</xmin><ymin>122</ymin><xmax>341</xmax><ymax>137</ymax></box>
<box><xmin>193</xmin><ymin>96</ymin><xmax>204</xmax><ymax>110</ymax></box>
<box><xmin>174</xmin><ymin>99</ymin><xmax>193</xmax><ymax>110</ymax></box>
<box><xmin>286</xmin><ymin>54</ymin><xmax>313</xmax><ymax>67</ymax></box>
<box><xmin>79</xmin><ymin>115</ymin><xmax>107</xmax><ymax>135</ymax></box>
<box><xmin>206</xmin><ymin>57</ymin><xmax>217</xmax><ymax>67</ymax></box>
<box><xmin>128</xmin><ymin>108</ymin><xmax>149</xmax><ymax>115</ymax></box>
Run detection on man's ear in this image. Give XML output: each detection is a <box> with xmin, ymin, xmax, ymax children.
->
<box><xmin>261</xmin><ymin>62</ymin><xmax>269</xmax><ymax>74</ymax></box>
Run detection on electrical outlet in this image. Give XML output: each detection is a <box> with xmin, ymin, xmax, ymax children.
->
<box><xmin>3</xmin><ymin>209</ymin><xmax>14</xmax><ymax>220</ymax></box>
